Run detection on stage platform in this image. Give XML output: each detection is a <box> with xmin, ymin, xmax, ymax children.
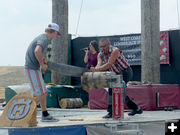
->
<box><xmin>0</xmin><ymin>108</ymin><xmax>180</xmax><ymax>135</ymax></box>
<box><xmin>35</xmin><ymin>108</ymin><xmax>180</xmax><ymax>127</ymax></box>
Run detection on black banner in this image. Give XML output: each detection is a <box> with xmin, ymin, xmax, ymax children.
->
<box><xmin>107</xmin><ymin>32</ymin><xmax>169</xmax><ymax>66</ymax></box>
<box><xmin>109</xmin><ymin>34</ymin><xmax>141</xmax><ymax>65</ymax></box>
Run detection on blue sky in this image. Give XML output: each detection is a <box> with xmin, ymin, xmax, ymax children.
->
<box><xmin>0</xmin><ymin>0</ymin><xmax>179</xmax><ymax>66</ymax></box>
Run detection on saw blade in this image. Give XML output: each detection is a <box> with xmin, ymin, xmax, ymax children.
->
<box><xmin>47</xmin><ymin>61</ymin><xmax>89</xmax><ymax>77</ymax></box>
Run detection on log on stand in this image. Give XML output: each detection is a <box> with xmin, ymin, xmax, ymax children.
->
<box><xmin>81</xmin><ymin>72</ymin><xmax>122</xmax><ymax>88</ymax></box>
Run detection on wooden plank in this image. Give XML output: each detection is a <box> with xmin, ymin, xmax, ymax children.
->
<box><xmin>47</xmin><ymin>61</ymin><xmax>89</xmax><ymax>77</ymax></box>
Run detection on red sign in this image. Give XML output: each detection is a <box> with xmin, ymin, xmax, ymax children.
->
<box><xmin>160</xmin><ymin>31</ymin><xmax>169</xmax><ymax>64</ymax></box>
<box><xmin>112</xmin><ymin>87</ymin><xmax>124</xmax><ymax>119</ymax></box>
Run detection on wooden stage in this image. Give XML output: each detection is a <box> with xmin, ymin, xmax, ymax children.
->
<box><xmin>36</xmin><ymin>108</ymin><xmax>180</xmax><ymax>127</ymax></box>
<box><xmin>0</xmin><ymin>108</ymin><xmax>180</xmax><ymax>135</ymax></box>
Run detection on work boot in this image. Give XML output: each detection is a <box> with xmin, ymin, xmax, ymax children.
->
<box><xmin>125</xmin><ymin>96</ymin><xmax>138</xmax><ymax>110</ymax></box>
<box><xmin>41</xmin><ymin>114</ymin><xmax>59</xmax><ymax>122</ymax></box>
<box><xmin>103</xmin><ymin>112</ymin><xmax>112</xmax><ymax>119</ymax></box>
<box><xmin>128</xmin><ymin>107</ymin><xmax>143</xmax><ymax>116</ymax></box>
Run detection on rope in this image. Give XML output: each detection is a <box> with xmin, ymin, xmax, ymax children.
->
<box><xmin>75</xmin><ymin>0</ymin><xmax>84</xmax><ymax>36</ymax></box>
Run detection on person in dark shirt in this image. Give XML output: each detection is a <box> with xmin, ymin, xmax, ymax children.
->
<box><xmin>84</xmin><ymin>40</ymin><xmax>99</xmax><ymax>69</ymax></box>
<box><xmin>83</xmin><ymin>40</ymin><xmax>99</xmax><ymax>93</ymax></box>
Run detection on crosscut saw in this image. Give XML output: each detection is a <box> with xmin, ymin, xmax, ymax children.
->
<box><xmin>47</xmin><ymin>61</ymin><xmax>89</xmax><ymax>77</ymax></box>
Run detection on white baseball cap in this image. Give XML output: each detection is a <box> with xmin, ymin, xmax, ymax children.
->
<box><xmin>47</xmin><ymin>23</ymin><xmax>61</xmax><ymax>36</ymax></box>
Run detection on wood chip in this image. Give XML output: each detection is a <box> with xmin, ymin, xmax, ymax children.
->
<box><xmin>68</xmin><ymin>118</ymin><xmax>84</xmax><ymax>121</ymax></box>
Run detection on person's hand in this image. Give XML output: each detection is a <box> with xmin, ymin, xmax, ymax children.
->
<box><xmin>41</xmin><ymin>63</ymin><xmax>48</xmax><ymax>74</ymax></box>
<box><xmin>43</xmin><ymin>57</ymin><xmax>48</xmax><ymax>65</ymax></box>
<box><xmin>84</xmin><ymin>48</ymin><xmax>89</xmax><ymax>53</ymax></box>
<box><xmin>90</xmin><ymin>67</ymin><xmax>96</xmax><ymax>72</ymax></box>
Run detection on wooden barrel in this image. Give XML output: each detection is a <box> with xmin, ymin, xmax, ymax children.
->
<box><xmin>59</xmin><ymin>98</ymin><xmax>83</xmax><ymax>109</ymax></box>
<box><xmin>81</xmin><ymin>72</ymin><xmax>123</xmax><ymax>89</ymax></box>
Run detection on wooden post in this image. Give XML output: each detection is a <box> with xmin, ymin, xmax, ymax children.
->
<box><xmin>51</xmin><ymin>0</ymin><xmax>69</xmax><ymax>84</ymax></box>
<box><xmin>141</xmin><ymin>0</ymin><xmax>160</xmax><ymax>83</ymax></box>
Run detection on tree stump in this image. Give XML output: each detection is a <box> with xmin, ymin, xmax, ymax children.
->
<box><xmin>0</xmin><ymin>93</ymin><xmax>37</xmax><ymax>127</ymax></box>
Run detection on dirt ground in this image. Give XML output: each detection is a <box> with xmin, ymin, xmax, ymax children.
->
<box><xmin>0</xmin><ymin>66</ymin><xmax>27</xmax><ymax>98</ymax></box>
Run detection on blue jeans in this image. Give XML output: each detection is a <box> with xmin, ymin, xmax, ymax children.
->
<box><xmin>122</xmin><ymin>67</ymin><xmax>133</xmax><ymax>84</ymax></box>
<box><xmin>107</xmin><ymin>67</ymin><xmax>138</xmax><ymax>113</ymax></box>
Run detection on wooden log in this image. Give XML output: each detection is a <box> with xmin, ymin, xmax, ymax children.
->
<box><xmin>59</xmin><ymin>98</ymin><xmax>83</xmax><ymax>109</ymax></box>
<box><xmin>0</xmin><ymin>92</ymin><xmax>37</xmax><ymax>127</ymax></box>
<box><xmin>81</xmin><ymin>72</ymin><xmax>123</xmax><ymax>89</ymax></box>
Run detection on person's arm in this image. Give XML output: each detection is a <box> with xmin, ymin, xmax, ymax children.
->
<box><xmin>84</xmin><ymin>49</ymin><xmax>89</xmax><ymax>63</ymax></box>
<box><xmin>92</xmin><ymin>49</ymin><xmax>120</xmax><ymax>72</ymax></box>
<box><xmin>90</xmin><ymin>53</ymin><xmax>102</xmax><ymax>72</ymax></box>
<box><xmin>34</xmin><ymin>45</ymin><xmax>47</xmax><ymax>73</ymax></box>
<box><xmin>95</xmin><ymin>53</ymin><xmax>102</xmax><ymax>68</ymax></box>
